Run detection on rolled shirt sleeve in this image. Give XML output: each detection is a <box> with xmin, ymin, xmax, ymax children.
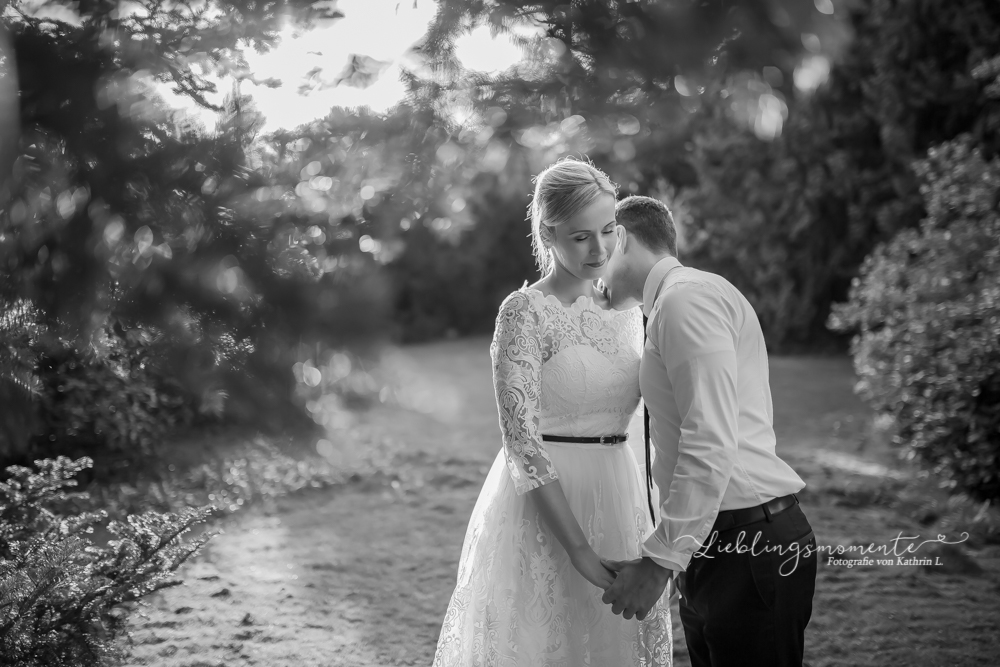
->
<box><xmin>642</xmin><ymin>282</ymin><xmax>740</xmax><ymax>571</ymax></box>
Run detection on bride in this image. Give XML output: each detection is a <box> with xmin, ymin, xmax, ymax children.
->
<box><xmin>432</xmin><ymin>158</ymin><xmax>672</xmax><ymax>666</ymax></box>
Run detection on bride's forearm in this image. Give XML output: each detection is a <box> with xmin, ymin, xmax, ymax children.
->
<box><xmin>528</xmin><ymin>480</ymin><xmax>591</xmax><ymax>558</ymax></box>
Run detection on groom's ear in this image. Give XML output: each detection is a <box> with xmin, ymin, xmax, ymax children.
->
<box><xmin>616</xmin><ymin>225</ymin><xmax>629</xmax><ymax>253</ymax></box>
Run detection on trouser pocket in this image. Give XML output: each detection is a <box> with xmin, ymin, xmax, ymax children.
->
<box><xmin>747</xmin><ymin>546</ymin><xmax>776</xmax><ymax>610</ymax></box>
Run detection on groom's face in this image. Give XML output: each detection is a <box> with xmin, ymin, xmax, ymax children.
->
<box><xmin>604</xmin><ymin>226</ymin><xmax>641</xmax><ymax>310</ymax></box>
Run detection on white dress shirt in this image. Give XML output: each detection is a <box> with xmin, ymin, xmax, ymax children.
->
<box><xmin>639</xmin><ymin>257</ymin><xmax>806</xmax><ymax>572</ymax></box>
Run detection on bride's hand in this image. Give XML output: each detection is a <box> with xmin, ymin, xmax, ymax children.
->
<box><xmin>570</xmin><ymin>547</ymin><xmax>617</xmax><ymax>590</ymax></box>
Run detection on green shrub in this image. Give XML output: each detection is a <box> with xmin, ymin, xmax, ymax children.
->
<box><xmin>32</xmin><ymin>321</ymin><xmax>197</xmax><ymax>462</ymax></box>
<box><xmin>829</xmin><ymin>136</ymin><xmax>1000</xmax><ymax>501</ymax></box>
<box><xmin>0</xmin><ymin>301</ymin><xmax>202</xmax><ymax>465</ymax></box>
<box><xmin>386</xmin><ymin>166</ymin><xmax>538</xmax><ymax>343</ymax></box>
<box><xmin>0</xmin><ymin>301</ymin><xmax>43</xmax><ymax>458</ymax></box>
<box><xmin>0</xmin><ymin>456</ymin><xmax>214</xmax><ymax>667</ymax></box>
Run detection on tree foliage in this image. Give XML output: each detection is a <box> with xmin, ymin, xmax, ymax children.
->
<box><xmin>685</xmin><ymin>0</ymin><xmax>1000</xmax><ymax>347</ymax></box>
<box><xmin>371</xmin><ymin>0</ymin><xmax>828</xmax><ymax>340</ymax></box>
<box><xmin>0</xmin><ymin>0</ymin><xmax>388</xmax><ymax>460</ymax></box>
<box><xmin>386</xmin><ymin>0</ymin><xmax>1000</xmax><ymax>349</ymax></box>
<box><xmin>829</xmin><ymin>135</ymin><xmax>1000</xmax><ymax>501</ymax></box>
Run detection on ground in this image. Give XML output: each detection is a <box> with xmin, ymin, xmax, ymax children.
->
<box><xmin>123</xmin><ymin>338</ymin><xmax>1000</xmax><ymax>667</ymax></box>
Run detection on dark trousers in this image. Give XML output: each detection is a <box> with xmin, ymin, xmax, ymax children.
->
<box><xmin>677</xmin><ymin>502</ymin><xmax>817</xmax><ymax>667</ymax></box>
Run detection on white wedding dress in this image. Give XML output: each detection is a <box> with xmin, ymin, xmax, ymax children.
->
<box><xmin>432</xmin><ymin>286</ymin><xmax>672</xmax><ymax>667</ymax></box>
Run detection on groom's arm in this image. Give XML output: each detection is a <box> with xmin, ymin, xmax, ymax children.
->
<box><xmin>641</xmin><ymin>281</ymin><xmax>740</xmax><ymax>572</ymax></box>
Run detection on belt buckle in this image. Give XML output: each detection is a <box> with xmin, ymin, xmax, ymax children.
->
<box><xmin>600</xmin><ymin>435</ymin><xmax>610</xmax><ymax>445</ymax></box>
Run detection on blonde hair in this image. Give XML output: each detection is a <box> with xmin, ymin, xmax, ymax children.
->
<box><xmin>530</xmin><ymin>158</ymin><xmax>618</xmax><ymax>273</ymax></box>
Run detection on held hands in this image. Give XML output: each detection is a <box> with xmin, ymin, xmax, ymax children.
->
<box><xmin>570</xmin><ymin>546</ymin><xmax>617</xmax><ymax>590</ymax></box>
<box><xmin>600</xmin><ymin>557</ymin><xmax>672</xmax><ymax>620</ymax></box>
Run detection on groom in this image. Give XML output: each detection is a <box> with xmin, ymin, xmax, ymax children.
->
<box><xmin>601</xmin><ymin>196</ymin><xmax>818</xmax><ymax>667</ymax></box>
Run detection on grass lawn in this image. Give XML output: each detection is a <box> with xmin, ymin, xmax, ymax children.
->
<box><xmin>123</xmin><ymin>338</ymin><xmax>1000</xmax><ymax>667</ymax></box>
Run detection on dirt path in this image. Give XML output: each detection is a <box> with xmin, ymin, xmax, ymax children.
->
<box><xmin>125</xmin><ymin>339</ymin><xmax>1000</xmax><ymax>667</ymax></box>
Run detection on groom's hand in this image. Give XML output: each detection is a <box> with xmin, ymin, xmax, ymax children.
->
<box><xmin>600</xmin><ymin>557</ymin><xmax>672</xmax><ymax>621</ymax></box>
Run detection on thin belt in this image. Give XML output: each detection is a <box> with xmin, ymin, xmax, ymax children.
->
<box><xmin>541</xmin><ymin>434</ymin><xmax>628</xmax><ymax>446</ymax></box>
<box><xmin>712</xmin><ymin>493</ymin><xmax>799</xmax><ymax>533</ymax></box>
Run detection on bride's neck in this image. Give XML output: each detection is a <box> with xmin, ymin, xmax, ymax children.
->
<box><xmin>540</xmin><ymin>266</ymin><xmax>597</xmax><ymax>303</ymax></box>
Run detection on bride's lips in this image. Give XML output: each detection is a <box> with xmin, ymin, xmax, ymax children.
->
<box><xmin>585</xmin><ymin>258</ymin><xmax>607</xmax><ymax>269</ymax></box>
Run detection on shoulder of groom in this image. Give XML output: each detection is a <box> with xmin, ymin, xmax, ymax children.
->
<box><xmin>658</xmin><ymin>277</ymin><xmax>726</xmax><ymax>315</ymax></box>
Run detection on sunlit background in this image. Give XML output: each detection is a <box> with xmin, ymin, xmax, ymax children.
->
<box><xmin>19</xmin><ymin>0</ymin><xmax>843</xmax><ymax>137</ymax></box>
<box><xmin>1</xmin><ymin>0</ymin><xmax>999</xmax><ymax>664</ymax></box>
<box><xmin>168</xmin><ymin>0</ymin><xmax>528</xmax><ymax>131</ymax></box>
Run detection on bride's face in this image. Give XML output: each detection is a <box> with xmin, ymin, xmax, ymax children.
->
<box><xmin>546</xmin><ymin>195</ymin><xmax>618</xmax><ymax>283</ymax></box>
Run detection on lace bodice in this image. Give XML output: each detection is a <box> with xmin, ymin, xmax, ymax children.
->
<box><xmin>490</xmin><ymin>286</ymin><xmax>644</xmax><ymax>495</ymax></box>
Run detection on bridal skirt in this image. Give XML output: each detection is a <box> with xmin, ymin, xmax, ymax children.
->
<box><xmin>432</xmin><ymin>441</ymin><xmax>673</xmax><ymax>667</ymax></box>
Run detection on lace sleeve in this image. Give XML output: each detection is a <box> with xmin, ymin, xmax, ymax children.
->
<box><xmin>490</xmin><ymin>292</ymin><xmax>558</xmax><ymax>495</ymax></box>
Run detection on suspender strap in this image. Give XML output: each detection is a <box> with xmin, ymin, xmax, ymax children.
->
<box><xmin>641</xmin><ymin>266</ymin><xmax>675</xmax><ymax>529</ymax></box>
<box><xmin>643</xmin><ymin>314</ymin><xmax>656</xmax><ymax>528</ymax></box>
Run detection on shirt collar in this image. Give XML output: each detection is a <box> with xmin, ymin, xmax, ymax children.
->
<box><xmin>642</xmin><ymin>256</ymin><xmax>683</xmax><ymax>317</ymax></box>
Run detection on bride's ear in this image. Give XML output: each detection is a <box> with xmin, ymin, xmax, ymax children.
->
<box><xmin>539</xmin><ymin>223</ymin><xmax>556</xmax><ymax>248</ymax></box>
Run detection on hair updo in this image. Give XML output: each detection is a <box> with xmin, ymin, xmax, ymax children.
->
<box><xmin>529</xmin><ymin>157</ymin><xmax>618</xmax><ymax>274</ymax></box>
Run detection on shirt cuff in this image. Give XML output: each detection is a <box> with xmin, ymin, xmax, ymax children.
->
<box><xmin>641</xmin><ymin>532</ymin><xmax>693</xmax><ymax>572</ymax></box>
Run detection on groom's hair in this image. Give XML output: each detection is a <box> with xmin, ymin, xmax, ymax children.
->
<box><xmin>616</xmin><ymin>196</ymin><xmax>678</xmax><ymax>257</ymax></box>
